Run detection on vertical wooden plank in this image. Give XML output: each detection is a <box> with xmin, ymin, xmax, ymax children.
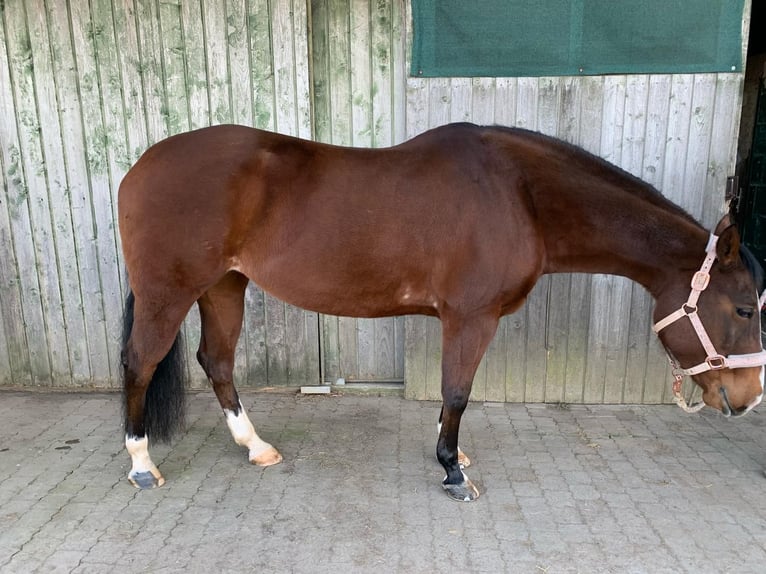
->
<box><xmin>264</xmin><ymin>294</ymin><xmax>288</xmax><ymax>385</ymax></box>
<box><xmin>483</xmin><ymin>317</ymin><xmax>507</xmax><ymax>402</ymax></box>
<box><xmin>404</xmin><ymin>315</ymin><xmax>426</xmax><ymax>399</ymax></box>
<box><xmin>26</xmin><ymin>0</ymin><xmax>90</xmax><ymax>383</ymax></box>
<box><xmin>662</xmin><ymin>75</ymin><xmax>693</xmax><ymax>208</ymax></box>
<box><xmin>78</xmin><ymin>0</ymin><xmax>130</xmax><ymax>385</ymax></box>
<box><xmin>311</xmin><ymin>0</ymin><xmax>331</xmax><ymax>140</ymax></box>
<box><xmin>393</xmin><ymin>315</ymin><xmax>404</xmax><ymax>379</ymax></box>
<box><xmin>427</xmin><ymin>78</ymin><xmax>450</xmax><ymax>126</ymax></box>
<box><xmin>0</xmin><ymin>276</ymin><xmax>12</xmax><ymax>383</ymax></box>
<box><xmin>228</xmin><ymin>0</ymin><xmax>254</xmax><ymax>126</ymax></box>
<box><xmin>619</xmin><ymin>75</ymin><xmax>650</xmax><ymax>404</ymax></box>
<box><xmin>504</xmin><ymin>310</ymin><xmax>527</xmax><ymax>402</ymax></box>
<box><xmin>493</xmin><ymin>77</ymin><xmax>517</xmax><ymax>126</ymax></box>
<box><xmin>371</xmin><ymin>0</ymin><xmax>393</xmax><ymax>146</ymax></box>
<box><xmin>449</xmin><ymin>77</ymin><xmax>472</xmax><ymax>123</ymax></box>
<box><xmin>375</xmin><ymin>317</ymin><xmax>397</xmax><ymax>379</ymax></box>
<box><xmin>4</xmin><ymin>0</ymin><xmax>67</xmax><ymax>385</ymax></box>
<box><xmin>425</xmin><ymin>316</ymin><xmax>442</xmax><ymax>400</ymax></box>
<box><xmin>272</xmin><ymin>0</ymin><xmax>307</xmax><ymax>136</ymax></box>
<box><xmin>180</xmin><ymin>0</ymin><xmax>211</xmax><ymax>129</ymax></box>
<box><xmin>158</xmin><ymin>0</ymin><xmax>192</xmax><ymax>134</ymax></box>
<box><xmin>244</xmin><ymin>282</ymin><xmax>268</xmax><ymax>385</ymax></box>
<box><xmin>350</xmin><ymin>0</ymin><xmax>372</xmax><ymax>144</ymax></box>
<box><xmin>704</xmin><ymin>74</ymin><xmax>743</xmax><ymax>226</ymax></box>
<box><xmin>111</xmin><ymin>1</ymin><xmax>146</xmax><ymax>160</ymax></box>
<box><xmin>291</xmin><ymin>0</ymin><xmax>312</xmax><ymax>138</ymax></box>
<box><xmin>326</xmin><ymin>0</ymin><xmax>351</xmax><ymax>143</ymax></box>
<box><xmin>0</xmin><ymin>22</ymin><xmax>32</xmax><ymax>383</ymax></box>
<box><xmin>471</xmin><ymin>78</ymin><xmax>495</xmax><ymax>125</ymax></box>
<box><xmin>684</xmin><ymin>74</ymin><xmax>716</xmax><ymax>220</ymax></box>
<box><xmin>390</xmin><ymin>0</ymin><xmax>406</xmax><ymax>144</ymax></box>
<box><xmin>135</xmin><ymin>0</ymin><xmax>168</xmax><ymax>142</ymax></box>
<box><xmin>203</xmin><ymin>0</ymin><xmax>232</xmax><ymax>125</ymax></box>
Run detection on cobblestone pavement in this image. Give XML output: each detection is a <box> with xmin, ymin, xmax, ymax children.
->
<box><xmin>2</xmin><ymin>389</ymin><xmax>766</xmax><ymax>573</ymax></box>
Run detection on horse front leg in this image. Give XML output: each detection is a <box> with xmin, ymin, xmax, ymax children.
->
<box><xmin>438</xmin><ymin>311</ymin><xmax>499</xmax><ymax>502</ymax></box>
<box><xmin>197</xmin><ymin>274</ymin><xmax>282</xmax><ymax>467</ymax></box>
<box><xmin>438</xmin><ymin>407</ymin><xmax>471</xmax><ymax>468</ymax></box>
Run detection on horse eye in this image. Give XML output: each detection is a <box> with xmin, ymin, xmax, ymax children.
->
<box><xmin>736</xmin><ymin>308</ymin><xmax>755</xmax><ymax>319</ymax></box>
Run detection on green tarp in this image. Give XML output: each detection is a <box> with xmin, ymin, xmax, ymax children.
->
<box><xmin>411</xmin><ymin>0</ymin><xmax>745</xmax><ymax>77</ymax></box>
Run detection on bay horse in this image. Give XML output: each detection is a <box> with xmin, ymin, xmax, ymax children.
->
<box><xmin>119</xmin><ymin>123</ymin><xmax>766</xmax><ymax>501</ymax></box>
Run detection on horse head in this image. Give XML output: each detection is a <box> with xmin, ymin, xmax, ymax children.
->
<box><xmin>653</xmin><ymin>216</ymin><xmax>766</xmax><ymax>417</ymax></box>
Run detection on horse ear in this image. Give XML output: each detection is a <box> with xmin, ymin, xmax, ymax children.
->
<box><xmin>714</xmin><ymin>215</ymin><xmax>741</xmax><ymax>269</ymax></box>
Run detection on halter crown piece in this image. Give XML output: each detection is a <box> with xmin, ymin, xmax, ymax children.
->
<box><xmin>653</xmin><ymin>233</ymin><xmax>766</xmax><ymax>413</ymax></box>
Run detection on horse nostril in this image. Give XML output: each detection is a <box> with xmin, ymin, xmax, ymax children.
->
<box><xmin>720</xmin><ymin>386</ymin><xmax>762</xmax><ymax>418</ymax></box>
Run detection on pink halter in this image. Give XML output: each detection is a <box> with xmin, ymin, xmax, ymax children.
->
<box><xmin>653</xmin><ymin>233</ymin><xmax>766</xmax><ymax>412</ymax></box>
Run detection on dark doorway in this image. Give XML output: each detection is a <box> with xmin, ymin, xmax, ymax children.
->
<box><xmin>735</xmin><ymin>1</ymin><xmax>766</xmax><ymax>264</ymax></box>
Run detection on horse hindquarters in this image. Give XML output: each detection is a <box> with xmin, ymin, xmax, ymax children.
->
<box><xmin>196</xmin><ymin>272</ymin><xmax>282</xmax><ymax>466</ymax></box>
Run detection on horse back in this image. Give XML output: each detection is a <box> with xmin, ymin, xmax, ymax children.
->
<box><xmin>118</xmin><ymin>124</ymin><xmax>545</xmax><ymax>317</ymax></box>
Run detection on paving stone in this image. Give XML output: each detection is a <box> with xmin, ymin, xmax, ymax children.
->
<box><xmin>3</xmin><ymin>390</ymin><xmax>766</xmax><ymax>573</ymax></box>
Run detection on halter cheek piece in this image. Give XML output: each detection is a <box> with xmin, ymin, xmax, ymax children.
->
<box><xmin>653</xmin><ymin>233</ymin><xmax>766</xmax><ymax>413</ymax></box>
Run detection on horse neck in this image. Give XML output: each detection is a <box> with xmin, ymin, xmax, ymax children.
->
<box><xmin>537</xmin><ymin>180</ymin><xmax>709</xmax><ymax>298</ymax></box>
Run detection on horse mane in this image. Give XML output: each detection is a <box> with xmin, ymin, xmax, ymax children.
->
<box><xmin>487</xmin><ymin>124</ymin><xmax>700</xmax><ymax>226</ymax></box>
<box><xmin>740</xmin><ymin>244</ymin><xmax>764</xmax><ymax>294</ymax></box>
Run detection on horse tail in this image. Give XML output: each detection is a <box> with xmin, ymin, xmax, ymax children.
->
<box><xmin>121</xmin><ymin>289</ymin><xmax>187</xmax><ymax>443</ymax></box>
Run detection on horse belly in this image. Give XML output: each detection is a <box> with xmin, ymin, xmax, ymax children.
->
<box><xmin>234</xmin><ymin>252</ymin><xmax>436</xmax><ymax>318</ymax></box>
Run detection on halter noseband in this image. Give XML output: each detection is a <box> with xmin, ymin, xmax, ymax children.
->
<box><xmin>653</xmin><ymin>233</ymin><xmax>766</xmax><ymax>413</ymax></box>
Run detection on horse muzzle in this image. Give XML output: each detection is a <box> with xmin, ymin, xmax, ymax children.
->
<box><xmin>719</xmin><ymin>385</ymin><xmax>763</xmax><ymax>418</ymax></box>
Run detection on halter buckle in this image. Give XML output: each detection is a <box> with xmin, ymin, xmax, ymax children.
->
<box><xmin>706</xmin><ymin>355</ymin><xmax>726</xmax><ymax>370</ymax></box>
<box><xmin>691</xmin><ymin>271</ymin><xmax>710</xmax><ymax>291</ymax></box>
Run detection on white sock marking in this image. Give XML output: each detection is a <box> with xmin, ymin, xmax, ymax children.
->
<box><xmin>224</xmin><ymin>402</ymin><xmax>273</xmax><ymax>458</ymax></box>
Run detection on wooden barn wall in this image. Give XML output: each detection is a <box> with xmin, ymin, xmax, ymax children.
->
<box><xmin>0</xmin><ymin>0</ymin><xmax>317</xmax><ymax>389</ymax></box>
<box><xmin>399</xmin><ymin>5</ymin><xmax>746</xmax><ymax>403</ymax></box>
<box><xmin>0</xmin><ymin>0</ymin><xmax>749</xmax><ymax>405</ymax></box>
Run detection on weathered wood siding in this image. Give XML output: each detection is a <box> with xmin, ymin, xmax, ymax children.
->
<box><xmin>0</xmin><ymin>0</ymin><xmax>749</xmax><ymax>404</ymax></box>
<box><xmin>0</xmin><ymin>0</ymin><xmax>317</xmax><ymax>388</ymax></box>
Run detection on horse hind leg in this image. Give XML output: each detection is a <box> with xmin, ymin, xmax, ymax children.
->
<box><xmin>197</xmin><ymin>272</ymin><xmax>282</xmax><ymax>467</ymax></box>
<box><xmin>123</xmin><ymin>290</ymin><xmax>194</xmax><ymax>489</ymax></box>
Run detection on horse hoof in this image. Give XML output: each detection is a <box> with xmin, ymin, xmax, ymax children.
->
<box><xmin>128</xmin><ymin>470</ymin><xmax>165</xmax><ymax>489</ymax></box>
<box><xmin>458</xmin><ymin>448</ymin><xmax>471</xmax><ymax>469</ymax></box>
<box><xmin>442</xmin><ymin>477</ymin><xmax>480</xmax><ymax>502</ymax></box>
<box><xmin>250</xmin><ymin>446</ymin><xmax>283</xmax><ymax>467</ymax></box>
